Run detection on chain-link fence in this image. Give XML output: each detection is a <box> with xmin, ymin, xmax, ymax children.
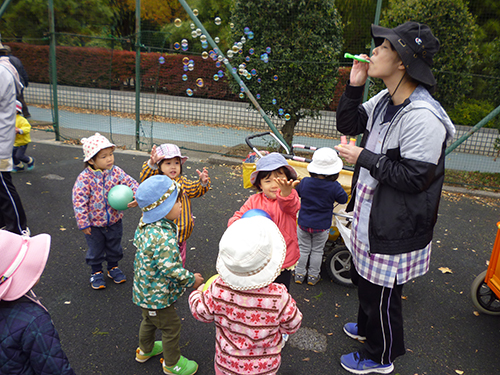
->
<box><xmin>2</xmin><ymin>0</ymin><xmax>499</xmax><ymax>178</ymax></box>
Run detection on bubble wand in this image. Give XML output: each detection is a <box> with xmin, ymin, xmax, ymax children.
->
<box><xmin>344</xmin><ymin>53</ymin><xmax>371</xmax><ymax>63</ymax></box>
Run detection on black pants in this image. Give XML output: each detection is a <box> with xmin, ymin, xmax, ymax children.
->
<box><xmin>0</xmin><ymin>171</ymin><xmax>27</xmax><ymax>234</ymax></box>
<box><xmin>351</xmin><ymin>265</ymin><xmax>406</xmax><ymax>364</ymax></box>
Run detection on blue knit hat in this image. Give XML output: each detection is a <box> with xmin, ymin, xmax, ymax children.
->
<box><xmin>136</xmin><ymin>175</ymin><xmax>179</xmax><ymax>224</ymax></box>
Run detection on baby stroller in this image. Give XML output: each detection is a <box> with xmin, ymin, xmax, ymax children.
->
<box><xmin>242</xmin><ymin>131</ymin><xmax>355</xmax><ymax>287</ymax></box>
<box><xmin>471</xmin><ymin>221</ymin><xmax>500</xmax><ymax>315</ymax></box>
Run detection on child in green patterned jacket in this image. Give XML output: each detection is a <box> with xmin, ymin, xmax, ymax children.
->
<box><xmin>133</xmin><ymin>175</ymin><xmax>203</xmax><ymax>375</ymax></box>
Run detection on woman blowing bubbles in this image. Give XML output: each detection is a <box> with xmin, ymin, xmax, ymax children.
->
<box><xmin>334</xmin><ymin>22</ymin><xmax>455</xmax><ymax>374</ymax></box>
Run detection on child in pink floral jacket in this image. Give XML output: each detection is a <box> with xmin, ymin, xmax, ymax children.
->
<box><xmin>72</xmin><ymin>133</ymin><xmax>138</xmax><ymax>290</ymax></box>
<box><xmin>189</xmin><ymin>216</ymin><xmax>303</xmax><ymax>375</ymax></box>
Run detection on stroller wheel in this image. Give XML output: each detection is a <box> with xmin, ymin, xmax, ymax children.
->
<box><xmin>471</xmin><ymin>270</ymin><xmax>500</xmax><ymax>315</ymax></box>
<box><xmin>326</xmin><ymin>246</ymin><xmax>355</xmax><ymax>288</ymax></box>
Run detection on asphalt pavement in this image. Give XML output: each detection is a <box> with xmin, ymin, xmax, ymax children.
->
<box><xmin>10</xmin><ymin>129</ymin><xmax>500</xmax><ymax>375</ymax></box>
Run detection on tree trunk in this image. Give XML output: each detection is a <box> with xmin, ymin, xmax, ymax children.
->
<box><xmin>280</xmin><ymin>115</ymin><xmax>300</xmax><ymax>153</ymax></box>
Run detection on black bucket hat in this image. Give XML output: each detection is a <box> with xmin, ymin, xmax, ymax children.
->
<box><xmin>371</xmin><ymin>22</ymin><xmax>440</xmax><ymax>93</ymax></box>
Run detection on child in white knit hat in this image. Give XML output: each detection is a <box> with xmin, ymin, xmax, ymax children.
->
<box><xmin>189</xmin><ymin>216</ymin><xmax>303</xmax><ymax>375</ymax></box>
<box><xmin>72</xmin><ymin>133</ymin><xmax>139</xmax><ymax>290</ymax></box>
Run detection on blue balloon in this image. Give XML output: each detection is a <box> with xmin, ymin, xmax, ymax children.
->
<box><xmin>241</xmin><ymin>209</ymin><xmax>271</xmax><ymax>220</ymax></box>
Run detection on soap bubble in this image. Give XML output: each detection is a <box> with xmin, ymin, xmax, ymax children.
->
<box><xmin>239</xmin><ymin>93</ymin><xmax>245</xmax><ymax>99</ymax></box>
<box><xmin>191</xmin><ymin>30</ymin><xmax>198</xmax><ymax>38</ymax></box>
<box><xmin>284</xmin><ymin>113</ymin><xmax>291</xmax><ymax>121</ymax></box>
<box><xmin>200</xmin><ymin>35</ymin><xmax>207</xmax><ymax>43</ymax></box>
<box><xmin>273</xmin><ymin>75</ymin><xmax>278</xmax><ymax>81</ymax></box>
<box><xmin>251</xmin><ymin>69</ymin><xmax>257</xmax><ymax>76</ymax></box>
<box><xmin>260</xmin><ymin>53</ymin><xmax>269</xmax><ymax>63</ymax></box>
<box><xmin>239</xmin><ymin>63</ymin><xmax>246</xmax><ymax>70</ymax></box>
<box><xmin>159</xmin><ymin>56</ymin><xmax>165</xmax><ymax>64</ymax></box>
<box><xmin>188</xmin><ymin>63</ymin><xmax>194</xmax><ymax>71</ymax></box>
<box><xmin>227</xmin><ymin>50</ymin><xmax>234</xmax><ymax>58</ymax></box>
<box><xmin>245</xmin><ymin>73</ymin><xmax>252</xmax><ymax>80</ymax></box>
<box><xmin>214</xmin><ymin>17</ymin><xmax>221</xmax><ymax>26</ymax></box>
<box><xmin>257</xmin><ymin>78</ymin><xmax>262</xmax><ymax>83</ymax></box>
<box><xmin>279</xmin><ymin>108</ymin><xmax>284</xmax><ymax>116</ymax></box>
<box><xmin>266</xmin><ymin>47</ymin><xmax>271</xmax><ymax>54</ymax></box>
<box><xmin>183</xmin><ymin>65</ymin><xmax>189</xmax><ymax>72</ymax></box>
<box><xmin>196</xmin><ymin>28</ymin><xmax>202</xmax><ymax>36</ymax></box>
<box><xmin>182</xmin><ymin>57</ymin><xmax>190</xmax><ymax>65</ymax></box>
<box><xmin>223</xmin><ymin>58</ymin><xmax>229</xmax><ymax>64</ymax></box>
<box><xmin>217</xmin><ymin>55</ymin><xmax>224</xmax><ymax>62</ymax></box>
<box><xmin>248</xmin><ymin>31</ymin><xmax>254</xmax><ymax>40</ymax></box>
<box><xmin>245</xmin><ymin>56</ymin><xmax>250</xmax><ymax>62</ymax></box>
<box><xmin>181</xmin><ymin>39</ymin><xmax>188</xmax><ymax>44</ymax></box>
<box><xmin>213</xmin><ymin>74</ymin><xmax>219</xmax><ymax>81</ymax></box>
<box><xmin>201</xmin><ymin>51</ymin><xmax>208</xmax><ymax>59</ymax></box>
<box><xmin>190</xmin><ymin>23</ymin><xmax>195</xmax><ymax>30</ymax></box>
<box><xmin>241</xmin><ymin>36</ymin><xmax>246</xmax><ymax>44</ymax></box>
<box><xmin>182</xmin><ymin>74</ymin><xmax>188</xmax><ymax>81</ymax></box>
<box><xmin>174</xmin><ymin>42</ymin><xmax>180</xmax><ymax>50</ymax></box>
<box><xmin>232</xmin><ymin>67</ymin><xmax>237</xmax><ymax>74</ymax></box>
<box><xmin>182</xmin><ymin>45</ymin><xmax>188</xmax><ymax>51</ymax></box>
<box><xmin>244</xmin><ymin>27</ymin><xmax>250</xmax><ymax>34</ymax></box>
<box><xmin>216</xmin><ymin>61</ymin><xmax>221</xmax><ymax>68</ymax></box>
<box><xmin>237</xmin><ymin>42</ymin><xmax>243</xmax><ymax>49</ymax></box>
<box><xmin>272</xmin><ymin>98</ymin><xmax>277</xmax><ymax>105</ymax></box>
<box><xmin>201</xmin><ymin>41</ymin><xmax>208</xmax><ymax>49</ymax></box>
<box><xmin>256</xmin><ymin>93</ymin><xmax>261</xmax><ymax>99</ymax></box>
<box><xmin>193</xmin><ymin>9</ymin><xmax>199</xmax><ymax>16</ymax></box>
<box><xmin>232</xmin><ymin>45</ymin><xmax>239</xmax><ymax>53</ymax></box>
<box><xmin>196</xmin><ymin>78</ymin><xmax>204</xmax><ymax>87</ymax></box>
<box><xmin>249</xmin><ymin>48</ymin><xmax>255</xmax><ymax>55</ymax></box>
<box><xmin>186</xmin><ymin>88</ymin><xmax>194</xmax><ymax>96</ymax></box>
<box><xmin>174</xmin><ymin>18</ymin><xmax>182</xmax><ymax>27</ymax></box>
<box><xmin>214</xmin><ymin>37</ymin><xmax>220</xmax><ymax>43</ymax></box>
<box><xmin>230</xmin><ymin>22</ymin><xmax>234</xmax><ymax>29</ymax></box>
<box><xmin>218</xmin><ymin>70</ymin><xmax>224</xmax><ymax>78</ymax></box>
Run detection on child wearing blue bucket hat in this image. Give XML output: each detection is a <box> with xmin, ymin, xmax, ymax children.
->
<box><xmin>228</xmin><ymin>152</ymin><xmax>300</xmax><ymax>290</ymax></box>
<box><xmin>133</xmin><ymin>175</ymin><xmax>203</xmax><ymax>375</ymax></box>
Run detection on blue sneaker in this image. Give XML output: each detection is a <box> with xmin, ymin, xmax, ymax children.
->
<box><xmin>341</xmin><ymin>352</ymin><xmax>394</xmax><ymax>374</ymax></box>
<box><xmin>343</xmin><ymin>323</ymin><xmax>367</xmax><ymax>341</ymax></box>
<box><xmin>12</xmin><ymin>164</ymin><xmax>25</xmax><ymax>173</ymax></box>
<box><xmin>26</xmin><ymin>157</ymin><xmax>35</xmax><ymax>171</ymax></box>
<box><xmin>90</xmin><ymin>271</ymin><xmax>106</xmax><ymax>290</ymax></box>
<box><xmin>107</xmin><ymin>267</ymin><xmax>126</xmax><ymax>284</ymax></box>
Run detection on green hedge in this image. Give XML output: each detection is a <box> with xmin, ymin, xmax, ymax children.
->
<box><xmin>9</xmin><ymin>42</ymin><xmax>349</xmax><ymax>110</ymax></box>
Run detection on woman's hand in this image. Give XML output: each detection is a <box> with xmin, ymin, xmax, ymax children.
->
<box><xmin>349</xmin><ymin>55</ymin><xmax>370</xmax><ymax>87</ymax></box>
<box><xmin>334</xmin><ymin>144</ymin><xmax>363</xmax><ymax>165</ymax></box>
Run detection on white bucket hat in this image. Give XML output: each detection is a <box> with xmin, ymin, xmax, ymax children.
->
<box><xmin>216</xmin><ymin>216</ymin><xmax>286</xmax><ymax>291</ymax></box>
<box><xmin>307</xmin><ymin>147</ymin><xmax>343</xmax><ymax>175</ymax></box>
<box><xmin>81</xmin><ymin>133</ymin><xmax>115</xmax><ymax>162</ymax></box>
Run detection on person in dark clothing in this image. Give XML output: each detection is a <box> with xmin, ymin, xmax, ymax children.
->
<box><xmin>0</xmin><ymin>230</ymin><xmax>76</xmax><ymax>374</ymax></box>
<box><xmin>333</xmin><ymin>22</ymin><xmax>455</xmax><ymax>374</ymax></box>
<box><xmin>1</xmin><ymin>45</ymin><xmax>30</xmax><ymax>118</ymax></box>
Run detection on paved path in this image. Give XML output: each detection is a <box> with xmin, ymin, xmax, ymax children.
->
<box><xmin>29</xmin><ymin>106</ymin><xmax>500</xmax><ymax>173</ymax></box>
<box><xmin>9</xmin><ymin>130</ymin><xmax>500</xmax><ymax>375</ymax></box>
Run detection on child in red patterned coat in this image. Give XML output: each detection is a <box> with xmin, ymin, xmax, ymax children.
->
<box><xmin>189</xmin><ymin>216</ymin><xmax>303</xmax><ymax>375</ymax></box>
<box><xmin>72</xmin><ymin>133</ymin><xmax>138</xmax><ymax>290</ymax></box>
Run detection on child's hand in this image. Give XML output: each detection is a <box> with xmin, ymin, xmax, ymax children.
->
<box><xmin>127</xmin><ymin>199</ymin><xmax>138</xmax><ymax>208</ymax></box>
<box><xmin>82</xmin><ymin>227</ymin><xmax>91</xmax><ymax>235</ymax></box>
<box><xmin>193</xmin><ymin>273</ymin><xmax>204</xmax><ymax>290</ymax></box>
<box><xmin>275</xmin><ymin>177</ymin><xmax>300</xmax><ymax>197</ymax></box>
<box><xmin>196</xmin><ymin>167</ymin><xmax>209</xmax><ymax>185</ymax></box>
<box><xmin>149</xmin><ymin>145</ymin><xmax>160</xmax><ymax>165</ymax></box>
<box><xmin>15</xmin><ymin>128</ymin><xmax>20</xmax><ymax>134</ymax></box>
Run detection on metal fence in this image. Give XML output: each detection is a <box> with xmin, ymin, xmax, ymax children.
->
<box><xmin>4</xmin><ymin>0</ymin><xmax>500</xmax><ymax>175</ymax></box>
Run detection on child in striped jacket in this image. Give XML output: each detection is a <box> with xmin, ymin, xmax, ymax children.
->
<box><xmin>140</xmin><ymin>144</ymin><xmax>210</xmax><ymax>267</ymax></box>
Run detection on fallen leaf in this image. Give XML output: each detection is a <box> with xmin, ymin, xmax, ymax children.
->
<box><xmin>473</xmin><ymin>311</ymin><xmax>480</xmax><ymax>316</ymax></box>
<box><xmin>26</xmin><ymin>182</ymin><xmax>31</xmax><ymax>185</ymax></box>
<box><xmin>455</xmin><ymin>370</ymin><xmax>464</xmax><ymax>374</ymax></box>
<box><xmin>304</xmin><ymin>298</ymin><xmax>310</xmax><ymax>302</ymax></box>
<box><xmin>60</xmin><ymin>227</ymin><xmax>66</xmax><ymax>231</ymax></box>
<box><xmin>327</xmin><ymin>332</ymin><xmax>333</xmax><ymax>335</ymax></box>
<box><xmin>402</xmin><ymin>296</ymin><xmax>408</xmax><ymax>300</ymax></box>
<box><xmin>64</xmin><ymin>301</ymin><xmax>71</xmax><ymax>304</ymax></box>
<box><xmin>438</xmin><ymin>267</ymin><xmax>453</xmax><ymax>274</ymax></box>
<box><xmin>302</xmin><ymin>358</ymin><xmax>310</xmax><ymax>362</ymax></box>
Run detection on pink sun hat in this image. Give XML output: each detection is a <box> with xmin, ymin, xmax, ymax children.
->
<box><xmin>0</xmin><ymin>231</ymin><xmax>51</xmax><ymax>301</ymax></box>
<box><xmin>156</xmin><ymin>143</ymin><xmax>188</xmax><ymax>165</ymax></box>
<box><xmin>81</xmin><ymin>133</ymin><xmax>115</xmax><ymax>162</ymax></box>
